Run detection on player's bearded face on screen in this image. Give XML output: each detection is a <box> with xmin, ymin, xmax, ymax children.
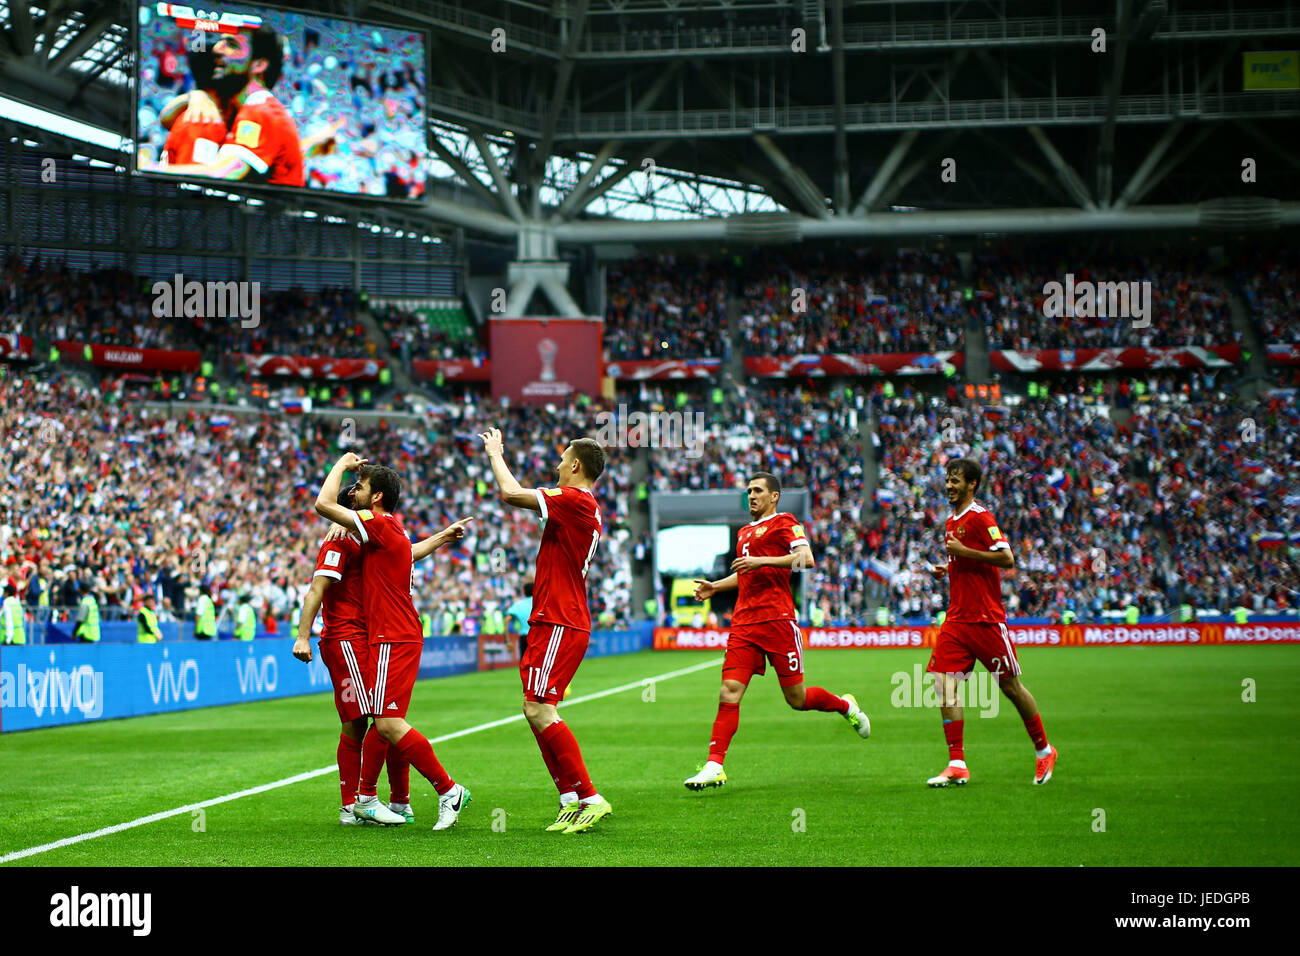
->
<box><xmin>210</xmin><ymin>33</ymin><xmax>260</xmax><ymax>101</ymax></box>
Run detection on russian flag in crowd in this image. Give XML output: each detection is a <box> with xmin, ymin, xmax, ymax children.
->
<box><xmin>1243</xmin><ymin>459</ymin><xmax>1264</xmax><ymax>473</ymax></box>
<box><xmin>1255</xmin><ymin>532</ymin><xmax>1285</xmax><ymax>548</ymax></box>
<box><xmin>210</xmin><ymin>415</ymin><xmax>231</xmax><ymax>432</ymax></box>
<box><xmin>874</xmin><ymin>488</ymin><xmax>897</xmax><ymax>505</ymax></box>
<box><xmin>865</xmin><ymin>557</ymin><xmax>895</xmax><ymax>583</ymax></box>
<box><xmin>1047</xmin><ymin>469</ymin><xmax>1070</xmax><ymax>491</ymax></box>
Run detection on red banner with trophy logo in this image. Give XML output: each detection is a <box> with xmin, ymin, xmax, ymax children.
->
<box><xmin>745</xmin><ymin>351</ymin><xmax>962</xmax><ymax>378</ymax></box>
<box><xmin>489</xmin><ymin>318</ymin><xmax>603</xmax><ymax>403</ymax></box>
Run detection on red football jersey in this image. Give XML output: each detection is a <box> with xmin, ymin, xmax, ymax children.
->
<box><xmin>349</xmin><ymin>508</ymin><xmax>422</xmax><ymax>644</ymax></box>
<box><xmin>530</xmin><ymin>486</ymin><xmax>602</xmax><ymax>632</ymax></box>
<box><xmin>311</xmin><ymin>532</ymin><xmax>365</xmax><ymax>643</ymax></box>
<box><xmin>944</xmin><ymin>502</ymin><xmax>1010</xmax><ymax>623</ymax></box>
<box><xmin>223</xmin><ymin>88</ymin><xmax>305</xmax><ymax>187</ymax></box>
<box><xmin>163</xmin><ymin>113</ymin><xmax>227</xmax><ymax>166</ymax></box>
<box><xmin>732</xmin><ymin>512</ymin><xmax>810</xmax><ymax>626</ymax></box>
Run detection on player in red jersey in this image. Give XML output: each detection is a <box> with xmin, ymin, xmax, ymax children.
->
<box><xmin>684</xmin><ymin>472</ymin><xmax>871</xmax><ymax>791</ymax></box>
<box><xmin>923</xmin><ymin>457</ymin><xmax>1057</xmax><ymax>787</ymax></box>
<box><xmin>314</xmin><ymin>452</ymin><xmax>473</xmax><ymax>830</ymax></box>
<box><xmin>478</xmin><ymin>427</ymin><xmax>613</xmax><ymax>834</ymax></box>
<box><xmin>294</xmin><ymin>481</ymin><xmax>471</xmax><ymax>826</ymax></box>
<box><xmin>149</xmin><ymin>26</ymin><xmax>304</xmax><ymax>186</ymax></box>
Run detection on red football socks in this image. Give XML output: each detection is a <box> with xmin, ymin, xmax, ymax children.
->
<box><xmin>337</xmin><ymin>733</ymin><xmax>362</xmax><ymax>807</ymax></box>
<box><xmin>943</xmin><ymin>719</ymin><xmax>965</xmax><ymax>762</ymax></box>
<box><xmin>531</xmin><ymin>724</ymin><xmax>568</xmax><ymax>793</ymax></box>
<box><xmin>708</xmin><ymin>701</ymin><xmax>740</xmax><ymax>765</ymax></box>
<box><xmin>386</xmin><ymin>750</ymin><xmax>411</xmax><ymax>805</ymax></box>
<box><xmin>801</xmin><ymin>686</ymin><xmax>850</xmax><ymax>714</ymax></box>
<box><xmin>1023</xmin><ymin>713</ymin><xmax>1049</xmax><ymax>751</ymax></box>
<box><xmin>540</xmin><ymin>720</ymin><xmax>595</xmax><ymax>800</ymax></box>
<box><xmin>357</xmin><ymin>724</ymin><xmax>387</xmax><ymax>798</ymax></box>
<box><xmin>394</xmin><ymin>727</ymin><xmax>454</xmax><ymax>795</ymax></box>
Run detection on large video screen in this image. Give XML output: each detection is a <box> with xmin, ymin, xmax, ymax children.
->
<box><xmin>135</xmin><ymin>2</ymin><xmax>427</xmax><ymax>198</ymax></box>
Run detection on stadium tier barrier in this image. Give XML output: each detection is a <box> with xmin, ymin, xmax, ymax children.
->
<box><xmin>0</xmin><ymin>623</ymin><xmax>656</xmax><ymax>732</ymax></box>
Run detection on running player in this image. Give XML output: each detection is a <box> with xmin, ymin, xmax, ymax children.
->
<box><xmin>313</xmin><ymin>453</ymin><xmax>472</xmax><ymax>830</ymax></box>
<box><xmin>923</xmin><ymin>457</ymin><xmax>1057</xmax><ymax>787</ymax></box>
<box><xmin>478</xmin><ymin>427</ymin><xmax>611</xmax><ymax>834</ymax></box>
<box><xmin>684</xmin><ymin>472</ymin><xmax>870</xmax><ymax>791</ymax></box>
<box><xmin>294</xmin><ymin>481</ymin><xmax>471</xmax><ymax>826</ymax></box>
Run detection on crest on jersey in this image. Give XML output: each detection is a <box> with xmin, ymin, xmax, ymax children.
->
<box><xmin>323</xmin><ymin>550</ymin><xmax>340</xmax><ymax>568</ymax></box>
<box><xmin>755</xmin><ymin>527</ymin><xmax>767</xmax><ymax>537</ymax></box>
<box><xmin>357</xmin><ymin>509</ymin><xmax>374</xmax><ymax>521</ymax></box>
<box><xmin>956</xmin><ymin>525</ymin><xmax>967</xmax><ymax>537</ymax></box>
<box><xmin>235</xmin><ymin>120</ymin><xmax>261</xmax><ymax>148</ymax></box>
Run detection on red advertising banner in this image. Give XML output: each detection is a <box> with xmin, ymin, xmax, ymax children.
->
<box><xmin>56</xmin><ymin>341</ymin><xmax>200</xmax><ymax>372</ymax></box>
<box><xmin>489</xmin><ymin>318</ymin><xmax>603</xmax><ymax>403</ymax></box>
<box><xmin>0</xmin><ymin>335</ymin><xmax>33</xmax><ymax>360</ymax></box>
<box><xmin>411</xmin><ymin>359</ymin><xmax>491</xmax><ymax>382</ymax></box>
<box><xmin>242</xmin><ymin>354</ymin><xmax>386</xmax><ymax>380</ymax></box>
<box><xmin>604</xmin><ymin>358</ymin><xmax>722</xmax><ymax>380</ymax></box>
<box><xmin>654</xmin><ymin>622</ymin><xmax>1300</xmax><ymax>649</ymax></box>
<box><xmin>745</xmin><ymin>351</ymin><xmax>963</xmax><ymax>378</ymax></box>
<box><xmin>990</xmin><ymin>346</ymin><xmax>1241</xmax><ymax>373</ymax></box>
<box><xmin>1266</xmin><ymin>343</ymin><xmax>1300</xmax><ymax>366</ymax></box>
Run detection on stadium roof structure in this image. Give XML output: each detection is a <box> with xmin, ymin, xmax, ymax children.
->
<box><xmin>3</xmin><ymin>0</ymin><xmax>1300</xmax><ymax>249</ymax></box>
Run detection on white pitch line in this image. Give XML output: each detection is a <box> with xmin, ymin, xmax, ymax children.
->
<box><xmin>0</xmin><ymin>655</ymin><xmax>722</xmax><ymax>864</ymax></box>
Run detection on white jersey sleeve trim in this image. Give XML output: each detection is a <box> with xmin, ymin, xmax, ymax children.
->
<box><xmin>312</xmin><ymin>569</ymin><xmax>342</xmax><ymax>581</ymax></box>
<box><xmin>989</xmin><ymin>541</ymin><xmax>1010</xmax><ymax>551</ymax></box>
<box><xmin>349</xmin><ymin>510</ymin><xmax>369</xmax><ymax>544</ymax></box>
<box><xmin>535</xmin><ymin>488</ymin><xmax>549</xmax><ymax>521</ymax></box>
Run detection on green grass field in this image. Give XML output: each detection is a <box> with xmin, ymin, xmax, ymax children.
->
<box><xmin>2</xmin><ymin>647</ymin><xmax>1297</xmax><ymax>867</ymax></box>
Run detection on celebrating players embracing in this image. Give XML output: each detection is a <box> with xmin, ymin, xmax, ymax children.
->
<box><xmin>684</xmin><ymin>472</ymin><xmax>870</xmax><ymax>791</ymax></box>
<box><xmin>314</xmin><ymin>452</ymin><xmax>473</xmax><ymax>830</ymax></box>
<box><xmin>923</xmin><ymin>457</ymin><xmax>1058</xmax><ymax>787</ymax></box>
<box><xmin>479</xmin><ymin>427</ymin><xmax>613</xmax><ymax>835</ymax></box>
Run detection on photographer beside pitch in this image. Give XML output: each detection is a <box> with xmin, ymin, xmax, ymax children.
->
<box><xmin>923</xmin><ymin>458</ymin><xmax>1057</xmax><ymax>787</ymax></box>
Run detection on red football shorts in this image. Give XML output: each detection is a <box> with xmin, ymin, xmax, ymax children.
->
<box><xmin>723</xmin><ymin>619</ymin><xmax>805</xmax><ymax>688</ymax></box>
<box><xmin>318</xmin><ymin>637</ymin><xmax>372</xmax><ymax>721</ymax></box>
<box><xmin>520</xmin><ymin>623</ymin><xmax>589</xmax><ymax>704</ymax></box>
<box><xmin>926</xmin><ymin>620</ymin><xmax>1021</xmax><ymax>678</ymax></box>
<box><xmin>366</xmin><ymin>641</ymin><xmax>423</xmax><ymax>718</ymax></box>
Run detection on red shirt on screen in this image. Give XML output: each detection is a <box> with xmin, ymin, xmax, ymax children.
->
<box><xmin>530</xmin><ymin>486</ymin><xmax>601</xmax><ymax>632</ymax></box>
<box><xmin>349</xmin><ymin>508</ymin><xmax>422</xmax><ymax>644</ymax></box>
<box><xmin>732</xmin><ymin>512</ymin><xmax>808</xmax><ymax>626</ymax></box>
<box><xmin>945</xmin><ymin>502</ymin><xmax>1010</xmax><ymax>623</ymax></box>
<box><xmin>223</xmin><ymin>88</ymin><xmax>305</xmax><ymax>187</ymax></box>
<box><xmin>163</xmin><ymin>113</ymin><xmax>227</xmax><ymax>166</ymax></box>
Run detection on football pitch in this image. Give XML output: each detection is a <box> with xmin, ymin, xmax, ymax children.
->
<box><xmin>2</xmin><ymin>647</ymin><xmax>1297</xmax><ymax>867</ymax></box>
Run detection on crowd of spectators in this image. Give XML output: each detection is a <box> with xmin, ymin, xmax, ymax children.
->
<box><xmin>0</xmin><ymin>371</ymin><xmax>635</xmax><ymax>639</ymax></box>
<box><xmin>871</xmin><ymin>374</ymin><xmax>1298</xmax><ymax>621</ymax></box>
<box><xmin>1240</xmin><ymin>252</ymin><xmax>1299</xmax><ymax>343</ymax></box>
<box><xmin>603</xmin><ymin>254</ymin><xmax>730</xmax><ymax>360</ymax></box>
<box><xmin>738</xmin><ymin>248</ymin><xmax>969</xmax><ymax>357</ymax></box>
<box><xmin>374</xmin><ymin>303</ymin><xmax>486</xmax><ymax>363</ymax></box>
<box><xmin>977</xmin><ymin>246</ymin><xmax>1237</xmax><ymax>350</ymax></box>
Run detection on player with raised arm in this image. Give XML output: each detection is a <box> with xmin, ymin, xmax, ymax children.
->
<box><xmin>478</xmin><ymin>427</ymin><xmax>612</xmax><ymax>835</ymax></box>
<box><xmin>294</xmin><ymin>481</ymin><xmax>472</xmax><ymax>826</ymax></box>
<box><xmin>314</xmin><ymin>452</ymin><xmax>472</xmax><ymax>830</ymax></box>
<box><xmin>923</xmin><ymin>457</ymin><xmax>1057</xmax><ymax>787</ymax></box>
<box><xmin>684</xmin><ymin>472</ymin><xmax>870</xmax><ymax>791</ymax></box>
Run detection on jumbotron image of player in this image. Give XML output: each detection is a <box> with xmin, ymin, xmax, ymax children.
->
<box><xmin>478</xmin><ymin>427</ymin><xmax>613</xmax><ymax>835</ymax></box>
<box><xmin>314</xmin><ymin>453</ymin><xmax>472</xmax><ymax>830</ymax></box>
<box><xmin>294</xmin><ymin>481</ymin><xmax>472</xmax><ymax>826</ymax></box>
<box><xmin>923</xmin><ymin>458</ymin><xmax>1058</xmax><ymax>787</ymax></box>
<box><xmin>684</xmin><ymin>472</ymin><xmax>870</xmax><ymax>791</ymax></box>
<box><xmin>148</xmin><ymin>24</ymin><xmax>305</xmax><ymax>186</ymax></box>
